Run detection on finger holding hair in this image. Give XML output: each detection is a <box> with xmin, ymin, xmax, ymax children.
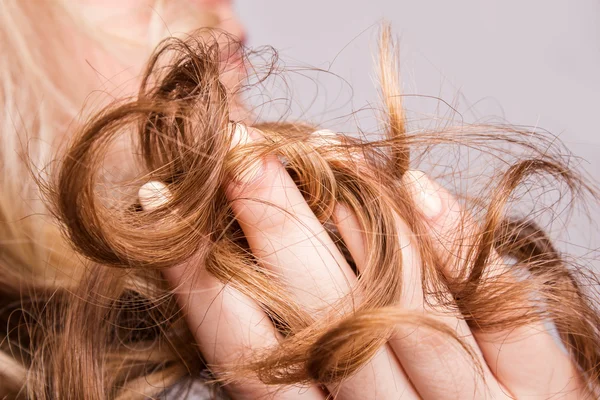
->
<box><xmin>138</xmin><ymin>181</ymin><xmax>325</xmax><ymax>400</ymax></box>
<box><xmin>402</xmin><ymin>171</ymin><xmax>585</xmax><ymax>399</ymax></box>
<box><xmin>225</xmin><ymin>123</ymin><xmax>419</xmax><ymax>399</ymax></box>
<box><xmin>333</xmin><ymin>204</ymin><xmax>508</xmax><ymax>399</ymax></box>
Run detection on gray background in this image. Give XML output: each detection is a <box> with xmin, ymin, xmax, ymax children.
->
<box><xmin>236</xmin><ymin>1</ymin><xmax>599</xmax><ymax>257</ymax></box>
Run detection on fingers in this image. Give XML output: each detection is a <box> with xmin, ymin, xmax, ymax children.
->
<box><xmin>226</xmin><ymin>128</ymin><xmax>353</xmax><ymax>313</ymax></box>
<box><xmin>334</xmin><ymin>205</ymin><xmax>507</xmax><ymax>400</ymax></box>
<box><xmin>164</xmin><ymin>264</ymin><xmax>325</xmax><ymax>400</ymax></box>
<box><xmin>226</xmin><ymin>124</ymin><xmax>419</xmax><ymax>399</ymax></box>
<box><xmin>403</xmin><ymin>171</ymin><xmax>584</xmax><ymax>399</ymax></box>
<box><xmin>139</xmin><ymin>183</ymin><xmax>325</xmax><ymax>400</ymax></box>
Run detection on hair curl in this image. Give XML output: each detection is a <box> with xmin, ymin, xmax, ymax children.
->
<box><xmin>1</xmin><ymin>27</ymin><xmax>599</xmax><ymax>399</ymax></box>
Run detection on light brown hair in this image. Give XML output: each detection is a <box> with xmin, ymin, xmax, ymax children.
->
<box><xmin>1</xmin><ymin>27</ymin><xmax>599</xmax><ymax>399</ymax></box>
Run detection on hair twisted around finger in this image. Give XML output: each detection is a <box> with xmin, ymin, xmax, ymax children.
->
<box><xmin>3</xmin><ymin>26</ymin><xmax>598</xmax><ymax>398</ymax></box>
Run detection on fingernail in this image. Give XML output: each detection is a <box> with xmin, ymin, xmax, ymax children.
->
<box><xmin>311</xmin><ymin>128</ymin><xmax>337</xmax><ymax>138</ymax></box>
<box><xmin>229</xmin><ymin>123</ymin><xmax>264</xmax><ymax>184</ymax></box>
<box><xmin>138</xmin><ymin>181</ymin><xmax>172</xmax><ymax>211</ymax></box>
<box><xmin>229</xmin><ymin>122</ymin><xmax>250</xmax><ymax>150</ymax></box>
<box><xmin>404</xmin><ymin>170</ymin><xmax>442</xmax><ymax>219</ymax></box>
<box><xmin>311</xmin><ymin>129</ymin><xmax>341</xmax><ymax>147</ymax></box>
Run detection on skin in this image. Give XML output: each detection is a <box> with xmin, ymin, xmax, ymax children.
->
<box><xmin>78</xmin><ymin>1</ymin><xmax>585</xmax><ymax>398</ymax></box>
<box><xmin>74</xmin><ymin>0</ymin><xmax>246</xmax><ymax>111</ymax></box>
<box><xmin>139</xmin><ymin>125</ymin><xmax>585</xmax><ymax>400</ymax></box>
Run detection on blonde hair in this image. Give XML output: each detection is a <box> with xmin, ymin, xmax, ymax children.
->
<box><xmin>1</xmin><ymin>3</ymin><xmax>599</xmax><ymax>399</ymax></box>
<box><xmin>0</xmin><ymin>1</ymin><xmax>222</xmax><ymax>397</ymax></box>
<box><xmin>0</xmin><ymin>5</ymin><xmax>95</xmax><ymax>375</ymax></box>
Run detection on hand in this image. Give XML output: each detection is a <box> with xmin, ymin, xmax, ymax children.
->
<box><xmin>138</xmin><ymin>125</ymin><xmax>584</xmax><ymax>399</ymax></box>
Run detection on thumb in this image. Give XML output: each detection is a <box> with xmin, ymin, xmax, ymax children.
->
<box><xmin>138</xmin><ymin>180</ymin><xmax>172</xmax><ymax>211</ymax></box>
